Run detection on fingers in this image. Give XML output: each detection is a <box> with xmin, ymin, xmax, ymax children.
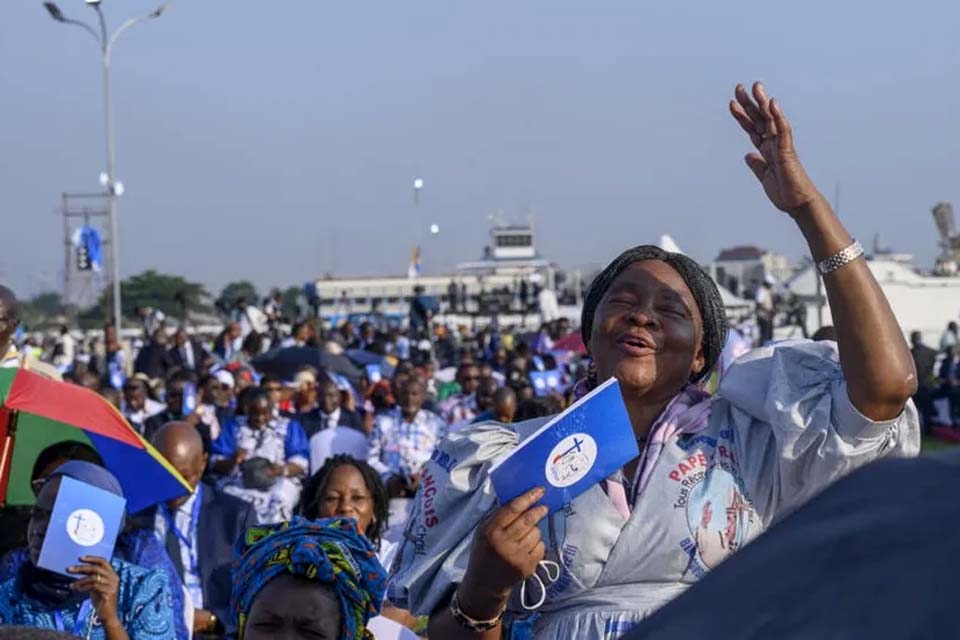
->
<box><xmin>529</xmin><ymin>540</ymin><xmax>546</xmax><ymax>560</ymax></box>
<box><xmin>734</xmin><ymin>84</ymin><xmax>763</xmax><ymax>124</ymax></box>
<box><xmin>729</xmin><ymin>101</ymin><xmax>762</xmax><ymax>148</ymax></box>
<box><xmin>744</xmin><ymin>153</ymin><xmax>767</xmax><ymax>181</ymax></box>
<box><xmin>516</xmin><ymin>523</ymin><xmax>544</xmax><ymax>552</ymax></box>
<box><xmin>503</xmin><ymin>505</ymin><xmax>548</xmax><ymax>541</ymax></box>
<box><xmin>71</xmin><ymin>577</ymin><xmax>99</xmax><ymax>592</ymax></box>
<box><xmin>68</xmin><ymin>562</ymin><xmax>105</xmax><ymax>577</ymax></box>
<box><xmin>79</xmin><ymin>556</ymin><xmax>111</xmax><ymax>568</ymax></box>
<box><xmin>770</xmin><ymin>98</ymin><xmax>793</xmax><ymax>149</ymax></box>
<box><xmin>492</xmin><ymin>487</ymin><xmax>544</xmax><ymax>528</ymax></box>
<box><xmin>752</xmin><ymin>82</ymin><xmax>777</xmax><ymax>137</ymax></box>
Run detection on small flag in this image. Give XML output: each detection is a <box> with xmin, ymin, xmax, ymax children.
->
<box><xmin>407</xmin><ymin>245</ymin><xmax>422</xmax><ymax>280</ymax></box>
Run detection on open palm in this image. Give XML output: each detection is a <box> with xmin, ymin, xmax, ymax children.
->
<box><xmin>729</xmin><ymin>82</ymin><xmax>822</xmax><ymax>214</ymax></box>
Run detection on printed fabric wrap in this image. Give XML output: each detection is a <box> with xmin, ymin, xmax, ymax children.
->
<box><xmin>232</xmin><ymin>517</ymin><xmax>386</xmax><ymax>640</ymax></box>
<box><xmin>385</xmin><ymin>418</ymin><xmax>544</xmax><ymax>616</ymax></box>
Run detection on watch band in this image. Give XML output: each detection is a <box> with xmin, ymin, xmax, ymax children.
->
<box><xmin>817</xmin><ymin>240</ymin><xmax>864</xmax><ymax>275</ymax></box>
<box><xmin>449</xmin><ymin>589</ymin><xmax>505</xmax><ymax>632</ymax></box>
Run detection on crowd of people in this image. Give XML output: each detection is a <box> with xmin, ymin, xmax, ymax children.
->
<box><xmin>0</xmin><ymin>81</ymin><xmax>944</xmax><ymax>639</ymax></box>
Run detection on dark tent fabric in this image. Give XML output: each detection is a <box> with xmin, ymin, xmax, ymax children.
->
<box><xmin>625</xmin><ymin>450</ymin><xmax>960</xmax><ymax>640</ymax></box>
<box><xmin>251</xmin><ymin>347</ymin><xmax>361</xmax><ymax>386</ymax></box>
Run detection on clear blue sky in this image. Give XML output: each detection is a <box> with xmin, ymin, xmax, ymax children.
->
<box><xmin>2</xmin><ymin>0</ymin><xmax>958</xmax><ymax>299</ymax></box>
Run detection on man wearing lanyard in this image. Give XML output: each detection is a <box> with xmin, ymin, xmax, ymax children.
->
<box><xmin>143</xmin><ymin>421</ymin><xmax>256</xmax><ymax>637</ymax></box>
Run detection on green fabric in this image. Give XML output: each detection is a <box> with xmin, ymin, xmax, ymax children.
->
<box><xmin>0</xmin><ymin>368</ymin><xmax>16</xmax><ymax>400</ymax></box>
<box><xmin>437</xmin><ymin>381</ymin><xmax>461</xmax><ymax>402</ymax></box>
<box><xmin>5</xmin><ymin>413</ymin><xmax>91</xmax><ymax>506</ymax></box>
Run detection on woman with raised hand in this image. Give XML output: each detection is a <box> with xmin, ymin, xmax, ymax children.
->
<box><xmin>388</xmin><ymin>82</ymin><xmax>919</xmax><ymax>639</ymax></box>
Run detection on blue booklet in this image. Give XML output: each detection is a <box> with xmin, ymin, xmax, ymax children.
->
<box><xmin>489</xmin><ymin>377</ymin><xmax>638</xmax><ymax>513</ymax></box>
<box><xmin>38</xmin><ymin>476</ymin><xmax>126</xmax><ymax>577</ymax></box>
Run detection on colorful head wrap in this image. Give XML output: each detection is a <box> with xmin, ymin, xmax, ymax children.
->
<box><xmin>232</xmin><ymin>517</ymin><xmax>387</xmax><ymax>640</ymax></box>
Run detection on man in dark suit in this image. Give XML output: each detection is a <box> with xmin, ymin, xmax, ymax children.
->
<box><xmin>134</xmin><ymin>328</ymin><xmax>177</xmax><ymax>381</ymax></box>
<box><xmin>169</xmin><ymin>328</ymin><xmax>206</xmax><ymax>372</ymax></box>
<box><xmin>290</xmin><ymin>377</ymin><xmax>364</xmax><ymax>438</ymax></box>
<box><xmin>142</xmin><ymin>421</ymin><xmax>256</xmax><ymax>638</ymax></box>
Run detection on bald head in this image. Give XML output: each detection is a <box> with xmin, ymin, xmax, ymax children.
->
<box><xmin>0</xmin><ymin>285</ymin><xmax>20</xmax><ymax>355</ymax></box>
<box><xmin>153</xmin><ymin>421</ymin><xmax>207</xmax><ymax>507</ymax></box>
<box><xmin>493</xmin><ymin>387</ymin><xmax>517</xmax><ymax>424</ymax></box>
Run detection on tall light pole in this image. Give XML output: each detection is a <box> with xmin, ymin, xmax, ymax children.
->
<box><xmin>43</xmin><ymin>0</ymin><xmax>168</xmax><ymax>333</ymax></box>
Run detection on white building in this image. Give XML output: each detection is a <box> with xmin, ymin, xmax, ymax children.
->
<box><xmin>713</xmin><ymin>246</ymin><xmax>793</xmax><ymax>297</ymax></box>
<box><xmin>311</xmin><ymin>224</ymin><xmax>561</xmax><ymax>325</ymax></box>
<box><xmin>788</xmin><ymin>256</ymin><xmax>960</xmax><ymax>344</ymax></box>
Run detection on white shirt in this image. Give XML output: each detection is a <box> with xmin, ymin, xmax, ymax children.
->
<box><xmin>309</xmin><ymin>426</ymin><xmax>369</xmax><ymax>475</ymax></box>
<box><xmin>154</xmin><ymin>489</ymin><xmax>204</xmax><ymax>609</ymax></box>
<box><xmin>179</xmin><ymin>341</ymin><xmax>196</xmax><ymax>370</ymax></box>
<box><xmin>124</xmin><ymin>398</ymin><xmax>166</xmax><ymax>431</ymax></box>
<box><xmin>320</xmin><ymin>408</ymin><xmax>341</xmax><ymax>431</ymax></box>
<box><xmin>366</xmin><ymin>616</ymin><xmax>419</xmax><ymax>640</ymax></box>
<box><xmin>367</xmin><ymin>408</ymin><xmax>445</xmax><ymax>480</ymax></box>
<box><xmin>538</xmin><ymin>288</ymin><xmax>560</xmax><ymax>323</ymax></box>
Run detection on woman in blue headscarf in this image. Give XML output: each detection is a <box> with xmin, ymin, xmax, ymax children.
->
<box><xmin>0</xmin><ymin>461</ymin><xmax>177</xmax><ymax>640</ymax></box>
<box><xmin>231</xmin><ymin>516</ymin><xmax>386</xmax><ymax>640</ymax></box>
<box><xmin>0</xmin><ymin>441</ymin><xmax>189</xmax><ymax>640</ymax></box>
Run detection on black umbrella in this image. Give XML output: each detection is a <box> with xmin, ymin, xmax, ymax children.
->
<box><xmin>251</xmin><ymin>347</ymin><xmax>362</xmax><ymax>387</ymax></box>
<box><xmin>626</xmin><ymin>449</ymin><xmax>960</xmax><ymax>640</ymax></box>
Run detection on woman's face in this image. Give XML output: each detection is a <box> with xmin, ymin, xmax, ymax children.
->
<box><xmin>589</xmin><ymin>260</ymin><xmax>704</xmax><ymax>401</ymax></box>
<box><xmin>244</xmin><ymin>574</ymin><xmax>341</xmax><ymax>640</ymax></box>
<box><xmin>28</xmin><ymin>477</ymin><xmax>61</xmax><ymax>564</ymax></box>
<box><xmin>316</xmin><ymin>465</ymin><xmax>375</xmax><ymax>535</ymax></box>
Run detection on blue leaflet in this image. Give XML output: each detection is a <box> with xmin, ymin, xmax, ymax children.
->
<box><xmin>489</xmin><ymin>378</ymin><xmax>638</xmax><ymax>513</ymax></box>
<box><xmin>38</xmin><ymin>476</ymin><xmax>126</xmax><ymax>577</ymax></box>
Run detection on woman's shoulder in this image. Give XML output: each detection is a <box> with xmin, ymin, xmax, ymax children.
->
<box><xmin>714</xmin><ymin>339</ymin><xmax>843</xmax><ymax>418</ymax></box>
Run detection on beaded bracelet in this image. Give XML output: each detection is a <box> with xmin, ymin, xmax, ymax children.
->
<box><xmin>449</xmin><ymin>589</ymin><xmax>506</xmax><ymax>632</ymax></box>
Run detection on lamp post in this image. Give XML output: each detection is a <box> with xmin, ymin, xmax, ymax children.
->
<box><xmin>43</xmin><ymin>0</ymin><xmax>168</xmax><ymax>333</ymax></box>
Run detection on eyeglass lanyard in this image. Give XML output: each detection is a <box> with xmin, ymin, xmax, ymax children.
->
<box><xmin>161</xmin><ymin>484</ymin><xmax>203</xmax><ymax>578</ymax></box>
<box><xmin>53</xmin><ymin>599</ymin><xmax>93</xmax><ymax>638</ymax></box>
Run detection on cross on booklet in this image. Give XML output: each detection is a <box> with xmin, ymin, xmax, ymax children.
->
<box><xmin>489</xmin><ymin>377</ymin><xmax>638</xmax><ymax>513</ymax></box>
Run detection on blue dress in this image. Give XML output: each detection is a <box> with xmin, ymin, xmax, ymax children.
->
<box><xmin>0</xmin><ymin>558</ymin><xmax>176</xmax><ymax>639</ymax></box>
<box><xmin>0</xmin><ymin>528</ymin><xmax>188</xmax><ymax>640</ymax></box>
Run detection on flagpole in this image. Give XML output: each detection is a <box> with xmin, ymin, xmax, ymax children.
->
<box><xmin>413</xmin><ymin>178</ymin><xmax>424</xmax><ymax>278</ymax></box>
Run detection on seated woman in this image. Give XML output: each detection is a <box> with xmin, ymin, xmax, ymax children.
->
<box><xmin>0</xmin><ymin>441</ymin><xmax>189</xmax><ymax>640</ymax></box>
<box><xmin>299</xmin><ymin>455</ymin><xmax>419</xmax><ymax>637</ymax></box>
<box><xmin>388</xmin><ymin>83</ymin><xmax>920</xmax><ymax>638</ymax></box>
<box><xmin>210</xmin><ymin>387</ymin><xmax>309</xmax><ymax>522</ymax></box>
<box><xmin>231</xmin><ymin>517</ymin><xmax>386</xmax><ymax>640</ymax></box>
<box><xmin>0</xmin><ymin>461</ymin><xmax>177</xmax><ymax>640</ymax></box>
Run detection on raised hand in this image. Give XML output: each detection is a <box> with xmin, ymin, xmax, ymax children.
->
<box><xmin>729</xmin><ymin>82</ymin><xmax>823</xmax><ymax>215</ymax></box>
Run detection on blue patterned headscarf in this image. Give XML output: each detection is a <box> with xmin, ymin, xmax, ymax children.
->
<box><xmin>231</xmin><ymin>517</ymin><xmax>386</xmax><ymax>640</ymax></box>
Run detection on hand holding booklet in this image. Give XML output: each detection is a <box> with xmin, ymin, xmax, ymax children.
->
<box><xmin>489</xmin><ymin>378</ymin><xmax>638</xmax><ymax>513</ymax></box>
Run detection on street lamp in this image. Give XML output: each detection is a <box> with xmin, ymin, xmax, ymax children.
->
<box><xmin>43</xmin><ymin>0</ymin><xmax>169</xmax><ymax>333</ymax></box>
